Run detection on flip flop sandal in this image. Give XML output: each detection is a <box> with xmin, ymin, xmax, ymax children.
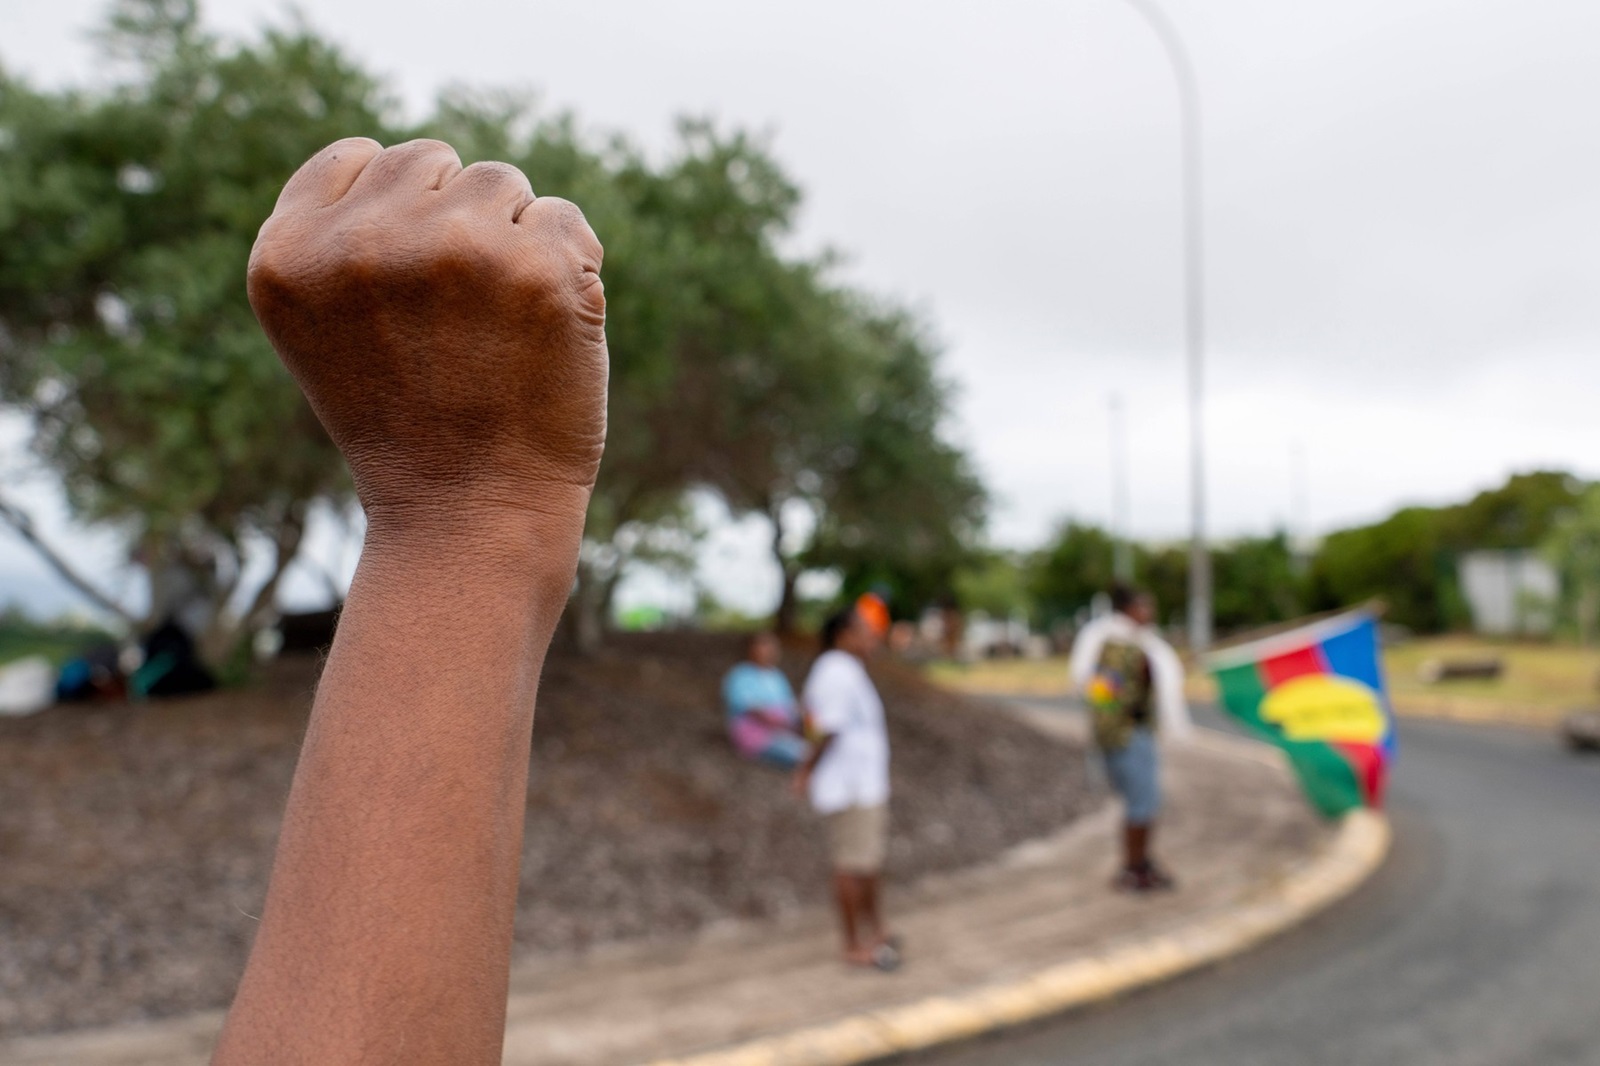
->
<box><xmin>1139</xmin><ymin>864</ymin><xmax>1177</xmax><ymax>892</ymax></box>
<box><xmin>870</xmin><ymin>941</ymin><xmax>903</xmax><ymax>973</ymax></box>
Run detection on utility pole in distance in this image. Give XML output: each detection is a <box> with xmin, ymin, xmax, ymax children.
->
<box><xmin>1290</xmin><ymin>440</ymin><xmax>1310</xmax><ymax>573</ymax></box>
<box><xmin>1110</xmin><ymin>393</ymin><xmax>1133</xmax><ymax>583</ymax></box>
<box><xmin>1122</xmin><ymin>0</ymin><xmax>1210</xmax><ymax>650</ymax></box>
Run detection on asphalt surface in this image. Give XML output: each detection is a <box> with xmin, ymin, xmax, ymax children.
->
<box><xmin>914</xmin><ymin>710</ymin><xmax>1600</xmax><ymax>1066</ymax></box>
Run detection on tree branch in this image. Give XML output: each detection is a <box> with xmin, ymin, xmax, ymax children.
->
<box><xmin>0</xmin><ymin>491</ymin><xmax>137</xmax><ymax>624</ymax></box>
<box><xmin>196</xmin><ymin>507</ymin><xmax>310</xmax><ymax>669</ymax></box>
<box><xmin>241</xmin><ymin>508</ymin><xmax>308</xmax><ymax>631</ymax></box>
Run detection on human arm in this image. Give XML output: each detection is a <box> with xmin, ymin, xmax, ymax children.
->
<box><xmin>791</xmin><ymin>658</ymin><xmax>849</xmax><ymax>797</ymax></box>
<box><xmin>791</xmin><ymin>733</ymin><xmax>836</xmax><ymax>798</ymax></box>
<box><xmin>211</xmin><ymin>138</ymin><xmax>606</xmax><ymax>1065</ymax></box>
<box><xmin>1067</xmin><ymin>617</ymin><xmax>1109</xmax><ymax>696</ymax></box>
<box><xmin>1142</xmin><ymin>634</ymin><xmax>1195</xmax><ymax>742</ymax></box>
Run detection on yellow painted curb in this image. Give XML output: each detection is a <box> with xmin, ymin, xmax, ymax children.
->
<box><xmin>646</xmin><ymin>808</ymin><xmax>1391</xmax><ymax>1066</ymax></box>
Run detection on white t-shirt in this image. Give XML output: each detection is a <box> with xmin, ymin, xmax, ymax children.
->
<box><xmin>802</xmin><ymin>649</ymin><xmax>891</xmax><ymax>814</ymax></box>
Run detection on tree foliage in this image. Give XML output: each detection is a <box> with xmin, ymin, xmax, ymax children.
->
<box><xmin>426</xmin><ymin>100</ymin><xmax>987</xmax><ymax>638</ymax></box>
<box><xmin>1027</xmin><ymin>525</ymin><xmax>1304</xmax><ymax>637</ymax></box>
<box><xmin>798</xmin><ymin>307</ymin><xmax>986</xmax><ymax>624</ymax></box>
<box><xmin>1029</xmin><ymin>522</ymin><xmax>1117</xmax><ymax>630</ymax></box>
<box><xmin>0</xmin><ymin>1</ymin><xmax>987</xmax><ymax>656</ymax></box>
<box><xmin>1308</xmin><ymin>471</ymin><xmax>1582</xmax><ymax>632</ymax></box>
<box><xmin>1542</xmin><ymin>485</ymin><xmax>1600</xmax><ymax>645</ymax></box>
<box><xmin>1021</xmin><ymin>471</ymin><xmax>1587</xmax><ymax>642</ymax></box>
<box><xmin>0</xmin><ymin>1</ymin><xmax>393</xmax><ymax>660</ymax></box>
<box><xmin>951</xmin><ymin>550</ymin><xmax>1033</xmax><ymax>620</ymax></box>
<box><xmin>1212</xmin><ymin>533</ymin><xmax>1304</xmax><ymax>632</ymax></box>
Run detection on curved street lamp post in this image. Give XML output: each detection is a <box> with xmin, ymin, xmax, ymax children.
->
<box><xmin>1121</xmin><ymin>0</ymin><xmax>1211</xmax><ymax>650</ymax></box>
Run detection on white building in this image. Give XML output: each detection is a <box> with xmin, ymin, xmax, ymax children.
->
<box><xmin>1457</xmin><ymin>550</ymin><xmax>1559</xmax><ymax>636</ymax></box>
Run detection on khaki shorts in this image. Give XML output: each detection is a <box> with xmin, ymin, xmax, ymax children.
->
<box><xmin>824</xmin><ymin>803</ymin><xmax>889</xmax><ymax>874</ymax></box>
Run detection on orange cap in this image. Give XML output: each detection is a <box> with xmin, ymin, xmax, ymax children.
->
<box><xmin>856</xmin><ymin>592</ymin><xmax>891</xmax><ymax>636</ymax></box>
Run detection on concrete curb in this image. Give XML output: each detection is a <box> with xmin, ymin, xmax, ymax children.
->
<box><xmin>646</xmin><ymin>807</ymin><xmax>1391</xmax><ymax>1066</ymax></box>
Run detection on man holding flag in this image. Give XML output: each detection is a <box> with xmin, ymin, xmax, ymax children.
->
<box><xmin>1069</xmin><ymin>585</ymin><xmax>1193</xmax><ymax>893</ymax></box>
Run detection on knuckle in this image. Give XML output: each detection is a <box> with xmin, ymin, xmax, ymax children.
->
<box><xmin>542</xmin><ymin>197</ymin><xmax>590</xmax><ymax>234</ymax></box>
<box><xmin>390</xmin><ymin>137</ymin><xmax>458</xmax><ymax>159</ymax></box>
<box><xmin>247</xmin><ymin>221</ymin><xmax>304</xmax><ymax>287</ymax></box>
<box><xmin>464</xmin><ymin>160</ymin><xmax>529</xmax><ymax>185</ymax></box>
<box><xmin>245</xmin><ymin>245</ymin><xmax>286</xmax><ymax>300</ymax></box>
<box><xmin>574</xmin><ymin>275</ymin><xmax>607</xmax><ymax>325</ymax></box>
<box><xmin>321</xmin><ymin>135</ymin><xmax>384</xmax><ymax>159</ymax></box>
<box><xmin>538</xmin><ymin>197</ymin><xmax>604</xmax><ymax>269</ymax></box>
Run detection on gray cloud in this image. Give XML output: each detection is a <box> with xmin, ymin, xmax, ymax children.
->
<box><xmin>7</xmin><ymin>0</ymin><xmax>1599</xmax><ymax>559</ymax></box>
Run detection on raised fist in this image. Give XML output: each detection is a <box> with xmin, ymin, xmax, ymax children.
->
<box><xmin>247</xmin><ymin>138</ymin><xmax>607</xmax><ymax>545</ymax></box>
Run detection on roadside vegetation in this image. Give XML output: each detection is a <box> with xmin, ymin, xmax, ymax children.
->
<box><xmin>6</xmin><ymin>6</ymin><xmax>1600</xmax><ymax>675</ymax></box>
<box><xmin>0</xmin><ymin>0</ymin><xmax>983</xmax><ymax>667</ymax></box>
<box><xmin>0</xmin><ymin>607</ymin><xmax>113</xmax><ymax>666</ymax></box>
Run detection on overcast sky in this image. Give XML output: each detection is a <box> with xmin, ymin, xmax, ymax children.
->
<box><xmin>4</xmin><ymin>0</ymin><xmax>1600</xmax><ymax>616</ymax></box>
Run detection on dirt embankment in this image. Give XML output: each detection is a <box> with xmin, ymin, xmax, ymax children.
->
<box><xmin>0</xmin><ymin>632</ymin><xmax>1093</xmax><ymax>1034</ymax></box>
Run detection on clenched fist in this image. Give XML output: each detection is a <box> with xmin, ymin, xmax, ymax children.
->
<box><xmin>247</xmin><ymin>137</ymin><xmax>607</xmax><ymax>555</ymax></box>
<box><xmin>220</xmin><ymin>139</ymin><xmax>607</xmax><ymax>1066</ymax></box>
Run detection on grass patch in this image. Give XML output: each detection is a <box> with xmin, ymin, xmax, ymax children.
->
<box><xmin>925</xmin><ymin>636</ymin><xmax>1600</xmax><ymax>727</ymax></box>
<box><xmin>0</xmin><ymin>615</ymin><xmax>116</xmax><ymax>668</ymax></box>
<box><xmin>924</xmin><ymin>656</ymin><xmax>1074</xmax><ymax>697</ymax></box>
<box><xmin>1381</xmin><ymin>637</ymin><xmax>1598</xmax><ymax>726</ymax></box>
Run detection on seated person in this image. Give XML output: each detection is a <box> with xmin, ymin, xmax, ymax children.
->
<box><xmin>722</xmin><ymin>632</ymin><xmax>809</xmax><ymax>768</ymax></box>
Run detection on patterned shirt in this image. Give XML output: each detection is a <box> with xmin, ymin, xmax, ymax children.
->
<box><xmin>1085</xmin><ymin>639</ymin><xmax>1154</xmax><ymax>751</ymax></box>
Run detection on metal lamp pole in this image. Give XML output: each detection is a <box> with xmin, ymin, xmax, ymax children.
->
<box><xmin>1110</xmin><ymin>393</ymin><xmax>1134</xmax><ymax>582</ymax></box>
<box><xmin>1121</xmin><ymin>0</ymin><xmax>1210</xmax><ymax>649</ymax></box>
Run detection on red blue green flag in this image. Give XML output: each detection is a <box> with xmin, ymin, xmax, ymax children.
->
<box><xmin>1207</xmin><ymin>612</ymin><xmax>1395</xmax><ymax>818</ymax></box>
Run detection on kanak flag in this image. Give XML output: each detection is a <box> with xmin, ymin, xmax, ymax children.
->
<box><xmin>1207</xmin><ymin>611</ymin><xmax>1395</xmax><ymax>818</ymax></box>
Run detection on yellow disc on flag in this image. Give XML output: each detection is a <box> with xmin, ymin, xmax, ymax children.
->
<box><xmin>1260</xmin><ymin>674</ymin><xmax>1387</xmax><ymax>744</ymax></box>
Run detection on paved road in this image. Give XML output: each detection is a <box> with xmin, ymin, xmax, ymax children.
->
<box><xmin>915</xmin><ymin>713</ymin><xmax>1600</xmax><ymax>1066</ymax></box>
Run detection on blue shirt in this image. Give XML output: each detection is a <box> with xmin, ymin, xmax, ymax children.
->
<box><xmin>722</xmin><ymin>663</ymin><xmax>798</xmax><ymax>725</ymax></box>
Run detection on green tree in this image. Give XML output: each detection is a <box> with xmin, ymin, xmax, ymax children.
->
<box><xmin>1543</xmin><ymin>485</ymin><xmax>1600</xmax><ymax>645</ymax></box>
<box><xmin>3</xmin><ymin>3</ymin><xmax>993</xmax><ymax>661</ymax></box>
<box><xmin>1307</xmin><ymin>507</ymin><xmax>1454</xmax><ymax>631</ymax></box>
<box><xmin>0</xmin><ymin>0</ymin><xmax>396</xmax><ymax>662</ymax></box>
<box><xmin>1212</xmin><ymin>532</ymin><xmax>1305</xmax><ymax>633</ymax></box>
<box><xmin>1442</xmin><ymin>470</ymin><xmax>1583</xmax><ymax>549</ymax></box>
<box><xmin>1030</xmin><ymin>522</ymin><xmax>1116</xmax><ymax>630</ymax></box>
<box><xmin>1029</xmin><ymin>526</ymin><xmax>1302</xmax><ymax>639</ymax></box>
<box><xmin>1137</xmin><ymin>544</ymin><xmax>1188</xmax><ymax>630</ymax></box>
<box><xmin>423</xmin><ymin>105</ymin><xmax>860</xmax><ymax>646</ymax></box>
<box><xmin>1307</xmin><ymin>471</ymin><xmax>1584</xmax><ymax>633</ymax></box>
<box><xmin>420</xmin><ymin>95</ymin><xmax>708</xmax><ymax>648</ymax></box>
<box><xmin>951</xmin><ymin>550</ymin><xmax>1033</xmax><ymax>619</ymax></box>
<box><xmin>798</xmin><ymin>305</ymin><xmax>987</xmax><ymax>625</ymax></box>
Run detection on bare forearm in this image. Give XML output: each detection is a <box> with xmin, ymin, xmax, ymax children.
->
<box><xmin>801</xmin><ymin>734</ymin><xmax>835</xmax><ymax>777</ymax></box>
<box><xmin>214</xmin><ymin>519</ymin><xmax>575</xmax><ymax>1065</ymax></box>
<box><xmin>226</xmin><ymin>134</ymin><xmax>606</xmax><ymax>1063</ymax></box>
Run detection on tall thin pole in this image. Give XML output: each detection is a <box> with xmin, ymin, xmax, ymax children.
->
<box><xmin>1110</xmin><ymin>394</ymin><xmax>1134</xmax><ymax>582</ymax></box>
<box><xmin>1290</xmin><ymin>440</ymin><xmax>1310</xmax><ymax>571</ymax></box>
<box><xmin>1122</xmin><ymin>0</ymin><xmax>1209</xmax><ymax>649</ymax></box>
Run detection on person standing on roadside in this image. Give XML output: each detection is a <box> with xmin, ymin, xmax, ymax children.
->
<box><xmin>795</xmin><ymin>605</ymin><xmax>901</xmax><ymax>971</ymax></box>
<box><xmin>1069</xmin><ymin>583</ymin><xmax>1192</xmax><ymax>893</ymax></box>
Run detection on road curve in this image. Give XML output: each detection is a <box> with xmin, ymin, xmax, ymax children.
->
<box><xmin>914</xmin><ymin>714</ymin><xmax>1600</xmax><ymax>1066</ymax></box>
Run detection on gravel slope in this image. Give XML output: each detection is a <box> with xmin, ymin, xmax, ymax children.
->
<box><xmin>0</xmin><ymin>633</ymin><xmax>1093</xmax><ymax>1034</ymax></box>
